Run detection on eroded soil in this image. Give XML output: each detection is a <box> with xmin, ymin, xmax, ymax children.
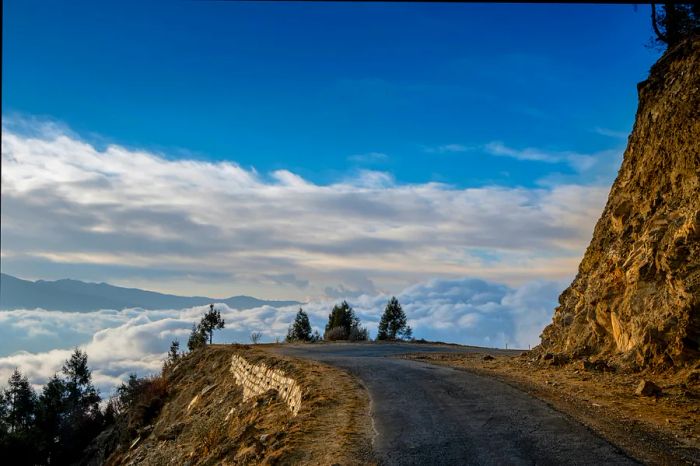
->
<box><xmin>105</xmin><ymin>345</ymin><xmax>375</xmax><ymax>465</ymax></box>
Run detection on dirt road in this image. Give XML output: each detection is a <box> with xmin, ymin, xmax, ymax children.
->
<box><xmin>273</xmin><ymin>342</ymin><xmax>637</xmax><ymax>465</ymax></box>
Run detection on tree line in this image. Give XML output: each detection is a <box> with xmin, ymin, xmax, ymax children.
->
<box><xmin>0</xmin><ymin>349</ymin><xmax>102</xmax><ymax>464</ymax></box>
<box><xmin>285</xmin><ymin>296</ymin><xmax>412</xmax><ymax>343</ymax></box>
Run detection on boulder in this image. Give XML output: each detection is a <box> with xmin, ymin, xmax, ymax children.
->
<box><xmin>635</xmin><ymin>380</ymin><xmax>662</xmax><ymax>397</ymax></box>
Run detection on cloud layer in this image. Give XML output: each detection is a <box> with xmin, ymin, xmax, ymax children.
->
<box><xmin>1</xmin><ymin>119</ymin><xmax>608</xmax><ymax>299</ymax></box>
<box><xmin>0</xmin><ymin>275</ymin><xmax>562</xmax><ymax>395</ymax></box>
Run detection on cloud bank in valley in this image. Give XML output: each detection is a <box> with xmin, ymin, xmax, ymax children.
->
<box><xmin>1</xmin><ymin>118</ymin><xmax>610</xmax><ymax>299</ymax></box>
<box><xmin>0</xmin><ymin>276</ymin><xmax>564</xmax><ymax>395</ymax></box>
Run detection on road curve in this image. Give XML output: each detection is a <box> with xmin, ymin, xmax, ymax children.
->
<box><xmin>273</xmin><ymin>342</ymin><xmax>637</xmax><ymax>466</ymax></box>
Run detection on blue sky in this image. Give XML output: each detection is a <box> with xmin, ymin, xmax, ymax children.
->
<box><xmin>2</xmin><ymin>2</ymin><xmax>660</xmax><ymax>301</ymax></box>
<box><xmin>3</xmin><ymin>2</ymin><xmax>659</xmax><ymax>188</ymax></box>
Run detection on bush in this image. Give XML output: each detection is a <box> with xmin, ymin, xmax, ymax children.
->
<box><xmin>324</xmin><ymin>301</ymin><xmax>368</xmax><ymax>341</ymax></box>
<box><xmin>348</xmin><ymin>326</ymin><xmax>369</xmax><ymax>342</ymax></box>
<box><xmin>112</xmin><ymin>374</ymin><xmax>169</xmax><ymax>442</ymax></box>
<box><xmin>187</xmin><ymin>324</ymin><xmax>207</xmax><ymax>351</ymax></box>
<box><xmin>250</xmin><ymin>332</ymin><xmax>263</xmax><ymax>344</ymax></box>
<box><xmin>324</xmin><ymin>326</ymin><xmax>348</xmax><ymax>341</ymax></box>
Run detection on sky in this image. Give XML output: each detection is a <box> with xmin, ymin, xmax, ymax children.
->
<box><xmin>0</xmin><ymin>2</ymin><xmax>664</xmax><ymax>390</ymax></box>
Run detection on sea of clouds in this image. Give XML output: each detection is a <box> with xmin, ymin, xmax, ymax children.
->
<box><xmin>0</xmin><ymin>276</ymin><xmax>565</xmax><ymax>396</ymax></box>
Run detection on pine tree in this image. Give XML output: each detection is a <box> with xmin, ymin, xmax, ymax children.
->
<box><xmin>286</xmin><ymin>308</ymin><xmax>312</xmax><ymax>342</ymax></box>
<box><xmin>3</xmin><ymin>369</ymin><xmax>37</xmax><ymax>433</ymax></box>
<box><xmin>200</xmin><ymin>304</ymin><xmax>225</xmax><ymax>344</ymax></box>
<box><xmin>59</xmin><ymin>349</ymin><xmax>102</xmax><ymax>462</ymax></box>
<box><xmin>35</xmin><ymin>374</ymin><xmax>67</xmax><ymax>463</ymax></box>
<box><xmin>166</xmin><ymin>340</ymin><xmax>180</xmax><ymax>365</ymax></box>
<box><xmin>62</xmin><ymin>349</ymin><xmax>101</xmax><ymax>418</ymax></box>
<box><xmin>116</xmin><ymin>374</ymin><xmax>142</xmax><ymax>412</ymax></box>
<box><xmin>324</xmin><ymin>301</ymin><xmax>368</xmax><ymax>341</ymax></box>
<box><xmin>0</xmin><ymin>390</ymin><xmax>7</xmax><ymax>437</ymax></box>
<box><xmin>325</xmin><ymin>301</ymin><xmax>354</xmax><ymax>339</ymax></box>
<box><xmin>1</xmin><ymin>369</ymin><xmax>38</xmax><ymax>462</ymax></box>
<box><xmin>651</xmin><ymin>3</ymin><xmax>700</xmax><ymax>48</ymax></box>
<box><xmin>377</xmin><ymin>297</ymin><xmax>410</xmax><ymax>340</ymax></box>
<box><xmin>187</xmin><ymin>323</ymin><xmax>207</xmax><ymax>351</ymax></box>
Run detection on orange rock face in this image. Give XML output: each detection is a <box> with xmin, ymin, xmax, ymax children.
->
<box><xmin>538</xmin><ymin>38</ymin><xmax>700</xmax><ymax>371</ymax></box>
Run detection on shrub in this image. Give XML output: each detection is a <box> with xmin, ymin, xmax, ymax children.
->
<box><xmin>250</xmin><ymin>332</ymin><xmax>263</xmax><ymax>344</ymax></box>
<box><xmin>187</xmin><ymin>324</ymin><xmax>207</xmax><ymax>351</ymax></box>
<box><xmin>324</xmin><ymin>301</ymin><xmax>367</xmax><ymax>341</ymax></box>
<box><xmin>324</xmin><ymin>326</ymin><xmax>348</xmax><ymax>341</ymax></box>
<box><xmin>348</xmin><ymin>326</ymin><xmax>369</xmax><ymax>342</ymax></box>
<box><xmin>113</xmin><ymin>374</ymin><xmax>169</xmax><ymax>442</ymax></box>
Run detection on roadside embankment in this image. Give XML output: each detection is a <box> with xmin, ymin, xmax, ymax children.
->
<box><xmin>102</xmin><ymin>344</ymin><xmax>374</xmax><ymax>465</ymax></box>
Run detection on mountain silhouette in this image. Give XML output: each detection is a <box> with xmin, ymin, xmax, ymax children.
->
<box><xmin>0</xmin><ymin>273</ymin><xmax>301</xmax><ymax>312</ymax></box>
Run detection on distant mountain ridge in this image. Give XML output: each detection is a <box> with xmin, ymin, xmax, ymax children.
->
<box><xmin>0</xmin><ymin>273</ymin><xmax>301</xmax><ymax>312</ymax></box>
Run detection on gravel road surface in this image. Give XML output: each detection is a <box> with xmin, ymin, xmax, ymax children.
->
<box><xmin>273</xmin><ymin>342</ymin><xmax>637</xmax><ymax>466</ymax></box>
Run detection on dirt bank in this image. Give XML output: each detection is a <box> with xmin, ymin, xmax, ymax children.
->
<box><xmin>103</xmin><ymin>344</ymin><xmax>374</xmax><ymax>465</ymax></box>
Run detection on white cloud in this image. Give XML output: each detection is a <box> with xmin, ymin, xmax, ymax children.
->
<box><xmin>593</xmin><ymin>127</ymin><xmax>628</xmax><ymax>139</ymax></box>
<box><xmin>1</xmin><ymin>118</ymin><xmax>610</xmax><ymax>299</ymax></box>
<box><xmin>347</xmin><ymin>152</ymin><xmax>388</xmax><ymax>163</ymax></box>
<box><xmin>483</xmin><ymin>141</ymin><xmax>624</xmax><ymax>182</ymax></box>
<box><xmin>423</xmin><ymin>144</ymin><xmax>471</xmax><ymax>153</ymax></box>
<box><xmin>484</xmin><ymin>141</ymin><xmax>593</xmax><ymax>166</ymax></box>
<box><xmin>0</xmin><ymin>275</ymin><xmax>562</xmax><ymax>395</ymax></box>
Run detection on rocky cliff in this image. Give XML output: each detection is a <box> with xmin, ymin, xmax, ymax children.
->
<box><xmin>539</xmin><ymin>37</ymin><xmax>700</xmax><ymax>371</ymax></box>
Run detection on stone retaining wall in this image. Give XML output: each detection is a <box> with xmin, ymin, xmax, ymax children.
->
<box><xmin>230</xmin><ymin>354</ymin><xmax>302</xmax><ymax>415</ymax></box>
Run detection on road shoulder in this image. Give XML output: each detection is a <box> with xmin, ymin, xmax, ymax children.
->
<box><xmin>399</xmin><ymin>351</ymin><xmax>700</xmax><ymax>466</ymax></box>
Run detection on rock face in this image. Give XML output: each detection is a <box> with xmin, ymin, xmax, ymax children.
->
<box><xmin>539</xmin><ymin>37</ymin><xmax>700</xmax><ymax>370</ymax></box>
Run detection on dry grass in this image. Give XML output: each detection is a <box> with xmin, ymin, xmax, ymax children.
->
<box><xmin>400</xmin><ymin>351</ymin><xmax>700</xmax><ymax>465</ymax></box>
<box><xmin>106</xmin><ymin>344</ymin><xmax>375</xmax><ymax>465</ymax></box>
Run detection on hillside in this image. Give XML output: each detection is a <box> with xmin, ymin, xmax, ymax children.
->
<box><xmin>86</xmin><ymin>345</ymin><xmax>374</xmax><ymax>465</ymax></box>
<box><xmin>0</xmin><ymin>274</ymin><xmax>301</xmax><ymax>311</ymax></box>
<box><xmin>538</xmin><ymin>37</ymin><xmax>700</xmax><ymax>370</ymax></box>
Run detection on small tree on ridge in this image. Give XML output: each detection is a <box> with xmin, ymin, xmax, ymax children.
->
<box><xmin>287</xmin><ymin>308</ymin><xmax>312</xmax><ymax>342</ymax></box>
<box><xmin>377</xmin><ymin>297</ymin><xmax>411</xmax><ymax>341</ymax></box>
<box><xmin>200</xmin><ymin>304</ymin><xmax>225</xmax><ymax>344</ymax></box>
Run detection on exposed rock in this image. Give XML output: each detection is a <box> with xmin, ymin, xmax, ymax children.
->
<box><xmin>186</xmin><ymin>394</ymin><xmax>199</xmax><ymax>412</ymax></box>
<box><xmin>200</xmin><ymin>383</ymin><xmax>216</xmax><ymax>396</ymax></box>
<box><xmin>545</xmin><ymin>353</ymin><xmax>570</xmax><ymax>367</ymax></box>
<box><xmin>635</xmin><ymin>380</ymin><xmax>662</xmax><ymax>397</ymax></box>
<box><xmin>576</xmin><ymin>359</ymin><xmax>615</xmax><ymax>373</ymax></box>
<box><xmin>686</xmin><ymin>370</ymin><xmax>700</xmax><ymax>385</ymax></box>
<box><xmin>539</xmin><ymin>37</ymin><xmax>700</xmax><ymax>371</ymax></box>
<box><xmin>129</xmin><ymin>436</ymin><xmax>141</xmax><ymax>450</ymax></box>
<box><xmin>482</xmin><ymin>354</ymin><xmax>495</xmax><ymax>361</ymax></box>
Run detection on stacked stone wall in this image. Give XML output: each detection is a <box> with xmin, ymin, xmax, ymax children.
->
<box><xmin>230</xmin><ymin>354</ymin><xmax>302</xmax><ymax>415</ymax></box>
